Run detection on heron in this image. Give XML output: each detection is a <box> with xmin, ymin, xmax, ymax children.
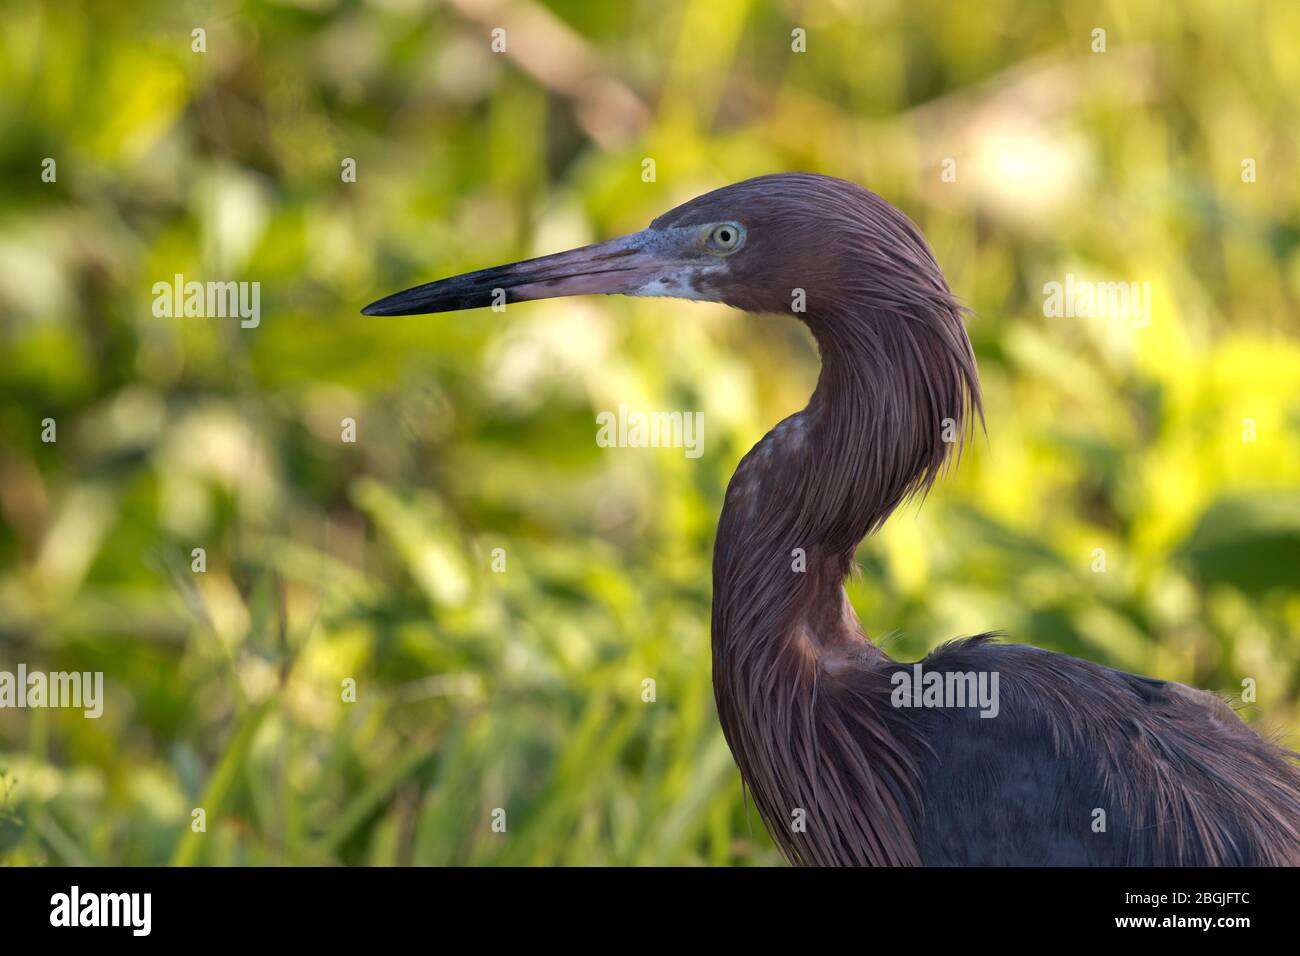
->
<box><xmin>363</xmin><ymin>173</ymin><xmax>1300</xmax><ymax>866</ymax></box>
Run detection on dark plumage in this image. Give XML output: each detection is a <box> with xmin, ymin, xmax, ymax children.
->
<box><xmin>364</xmin><ymin>172</ymin><xmax>1300</xmax><ymax>866</ymax></box>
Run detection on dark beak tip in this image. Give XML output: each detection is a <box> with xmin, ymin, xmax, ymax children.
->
<box><xmin>361</xmin><ymin>297</ymin><xmax>403</xmax><ymax>316</ymax></box>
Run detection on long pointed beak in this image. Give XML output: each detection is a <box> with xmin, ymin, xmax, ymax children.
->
<box><xmin>361</xmin><ymin>229</ymin><xmax>684</xmax><ymax>316</ymax></box>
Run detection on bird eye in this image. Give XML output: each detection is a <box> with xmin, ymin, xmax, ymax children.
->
<box><xmin>707</xmin><ymin>222</ymin><xmax>746</xmax><ymax>254</ymax></box>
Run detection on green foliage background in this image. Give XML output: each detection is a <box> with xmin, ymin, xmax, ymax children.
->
<box><xmin>1</xmin><ymin>0</ymin><xmax>1298</xmax><ymax>865</ymax></box>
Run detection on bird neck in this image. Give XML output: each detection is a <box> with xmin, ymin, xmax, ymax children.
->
<box><xmin>709</xmin><ymin>307</ymin><xmax>971</xmax><ymax>865</ymax></box>
<box><xmin>713</xmin><ymin>314</ymin><xmax>954</xmax><ymax>664</ymax></box>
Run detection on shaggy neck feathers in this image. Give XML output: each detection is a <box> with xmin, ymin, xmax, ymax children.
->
<box><xmin>710</xmin><ymin>294</ymin><xmax>980</xmax><ymax>865</ymax></box>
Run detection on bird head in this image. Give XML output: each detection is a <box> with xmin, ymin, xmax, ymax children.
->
<box><xmin>361</xmin><ymin>173</ymin><xmax>958</xmax><ymax>327</ymax></box>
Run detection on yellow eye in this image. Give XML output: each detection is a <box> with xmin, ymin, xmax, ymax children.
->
<box><xmin>707</xmin><ymin>222</ymin><xmax>746</xmax><ymax>254</ymax></box>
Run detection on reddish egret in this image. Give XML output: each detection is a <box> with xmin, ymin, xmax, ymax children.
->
<box><xmin>364</xmin><ymin>173</ymin><xmax>1300</xmax><ymax>865</ymax></box>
